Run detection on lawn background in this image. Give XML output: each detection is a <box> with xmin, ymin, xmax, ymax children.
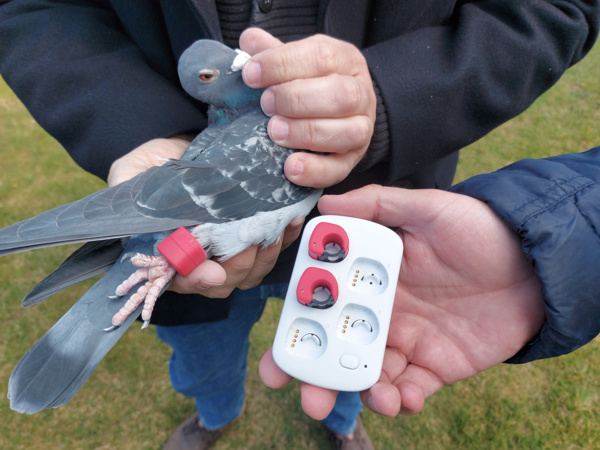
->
<box><xmin>0</xmin><ymin>41</ymin><xmax>599</xmax><ymax>449</ymax></box>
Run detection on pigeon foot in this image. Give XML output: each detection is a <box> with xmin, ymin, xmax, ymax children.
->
<box><xmin>108</xmin><ymin>254</ymin><xmax>176</xmax><ymax>330</ymax></box>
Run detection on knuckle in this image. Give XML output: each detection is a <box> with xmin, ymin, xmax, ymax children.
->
<box><xmin>278</xmin><ymin>55</ymin><xmax>294</xmax><ymax>81</ymax></box>
<box><xmin>310</xmin><ymin>159</ymin><xmax>346</xmax><ymax>188</ymax></box>
<box><xmin>238</xmin><ymin>278</ymin><xmax>263</xmax><ymax>290</ymax></box>
<box><xmin>267</xmin><ymin>47</ymin><xmax>294</xmax><ymax>83</ymax></box>
<box><xmin>291</xmin><ymin>83</ymin><xmax>311</xmax><ymax>116</ymax></box>
<box><xmin>226</xmin><ymin>258</ymin><xmax>253</xmax><ymax>274</ymax></box>
<box><xmin>304</xmin><ymin>119</ymin><xmax>324</xmax><ymax>147</ymax></box>
<box><xmin>312</xmin><ymin>37</ymin><xmax>338</xmax><ymax>75</ymax></box>
<box><xmin>352</xmin><ymin>116</ymin><xmax>374</xmax><ymax>146</ymax></box>
<box><xmin>334</xmin><ymin>76</ymin><xmax>364</xmax><ymax>113</ymax></box>
<box><xmin>200</xmin><ymin>286</ymin><xmax>234</xmax><ymax>299</ymax></box>
<box><xmin>272</xmin><ymin>80</ymin><xmax>306</xmax><ymax>117</ymax></box>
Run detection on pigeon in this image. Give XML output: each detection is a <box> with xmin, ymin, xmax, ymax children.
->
<box><xmin>1</xmin><ymin>39</ymin><xmax>322</xmax><ymax>414</ymax></box>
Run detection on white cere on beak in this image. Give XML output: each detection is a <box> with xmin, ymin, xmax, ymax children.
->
<box><xmin>231</xmin><ymin>49</ymin><xmax>251</xmax><ymax>72</ymax></box>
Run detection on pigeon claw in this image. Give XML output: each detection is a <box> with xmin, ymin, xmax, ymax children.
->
<box><xmin>108</xmin><ymin>254</ymin><xmax>176</xmax><ymax>330</ymax></box>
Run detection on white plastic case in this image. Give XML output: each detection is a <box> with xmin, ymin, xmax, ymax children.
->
<box><xmin>272</xmin><ymin>215</ymin><xmax>403</xmax><ymax>392</ymax></box>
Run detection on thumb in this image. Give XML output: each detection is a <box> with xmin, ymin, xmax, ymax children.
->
<box><xmin>318</xmin><ymin>184</ymin><xmax>452</xmax><ymax>230</ymax></box>
<box><xmin>239</xmin><ymin>27</ymin><xmax>282</xmax><ymax>55</ymax></box>
<box><xmin>259</xmin><ymin>347</ymin><xmax>294</xmax><ymax>388</ymax></box>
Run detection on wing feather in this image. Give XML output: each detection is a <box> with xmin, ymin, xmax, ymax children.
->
<box><xmin>0</xmin><ymin>110</ymin><xmax>313</xmax><ymax>256</ymax></box>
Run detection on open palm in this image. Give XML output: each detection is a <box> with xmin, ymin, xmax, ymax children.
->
<box><xmin>260</xmin><ymin>185</ymin><xmax>544</xmax><ymax>418</ymax></box>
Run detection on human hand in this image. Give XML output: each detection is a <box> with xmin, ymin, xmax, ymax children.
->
<box><xmin>259</xmin><ymin>185</ymin><xmax>545</xmax><ymax>419</ymax></box>
<box><xmin>240</xmin><ymin>28</ymin><xmax>377</xmax><ymax>189</ymax></box>
<box><xmin>107</xmin><ymin>136</ymin><xmax>305</xmax><ymax>298</ymax></box>
<box><xmin>107</xmin><ymin>135</ymin><xmax>193</xmax><ymax>187</ymax></box>
<box><xmin>170</xmin><ymin>216</ymin><xmax>305</xmax><ymax>298</ymax></box>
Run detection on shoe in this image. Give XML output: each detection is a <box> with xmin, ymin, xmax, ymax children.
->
<box><xmin>162</xmin><ymin>412</ymin><xmax>235</xmax><ymax>450</ymax></box>
<box><xmin>325</xmin><ymin>416</ymin><xmax>375</xmax><ymax>450</ymax></box>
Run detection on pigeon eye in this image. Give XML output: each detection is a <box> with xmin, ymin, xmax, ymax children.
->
<box><xmin>198</xmin><ymin>69</ymin><xmax>220</xmax><ymax>83</ymax></box>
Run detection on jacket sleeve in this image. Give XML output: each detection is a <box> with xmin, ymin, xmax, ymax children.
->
<box><xmin>363</xmin><ymin>0</ymin><xmax>600</xmax><ymax>182</ymax></box>
<box><xmin>450</xmin><ymin>147</ymin><xmax>600</xmax><ymax>363</ymax></box>
<box><xmin>0</xmin><ymin>0</ymin><xmax>207</xmax><ymax>181</ymax></box>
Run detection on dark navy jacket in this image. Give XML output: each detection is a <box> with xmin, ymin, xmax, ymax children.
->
<box><xmin>1</xmin><ymin>0</ymin><xmax>598</xmax><ymax>183</ymax></box>
<box><xmin>452</xmin><ymin>148</ymin><xmax>600</xmax><ymax>363</ymax></box>
<box><xmin>0</xmin><ymin>0</ymin><xmax>598</xmax><ymax>327</ymax></box>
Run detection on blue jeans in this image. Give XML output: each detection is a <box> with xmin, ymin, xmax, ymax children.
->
<box><xmin>155</xmin><ymin>284</ymin><xmax>363</xmax><ymax>435</ymax></box>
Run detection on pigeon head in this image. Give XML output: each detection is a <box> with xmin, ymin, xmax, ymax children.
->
<box><xmin>178</xmin><ymin>40</ymin><xmax>262</xmax><ymax>112</ymax></box>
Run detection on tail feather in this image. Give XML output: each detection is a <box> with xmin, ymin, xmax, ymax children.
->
<box><xmin>8</xmin><ymin>256</ymin><xmax>144</xmax><ymax>414</ymax></box>
<box><xmin>22</xmin><ymin>239</ymin><xmax>125</xmax><ymax>307</ymax></box>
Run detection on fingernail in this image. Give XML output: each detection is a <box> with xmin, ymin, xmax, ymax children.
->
<box><xmin>289</xmin><ymin>216</ymin><xmax>305</xmax><ymax>228</ymax></box>
<box><xmin>270</xmin><ymin>117</ymin><xmax>289</xmax><ymax>141</ymax></box>
<box><xmin>261</xmin><ymin>90</ymin><xmax>275</xmax><ymax>117</ymax></box>
<box><xmin>367</xmin><ymin>396</ymin><xmax>380</xmax><ymax>414</ymax></box>
<box><xmin>243</xmin><ymin>60</ymin><xmax>262</xmax><ymax>87</ymax></box>
<box><xmin>197</xmin><ymin>280</ymin><xmax>223</xmax><ymax>290</ymax></box>
<box><xmin>286</xmin><ymin>157</ymin><xmax>304</xmax><ymax>178</ymax></box>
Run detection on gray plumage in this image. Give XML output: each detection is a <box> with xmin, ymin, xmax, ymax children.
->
<box><xmin>2</xmin><ymin>40</ymin><xmax>321</xmax><ymax>414</ymax></box>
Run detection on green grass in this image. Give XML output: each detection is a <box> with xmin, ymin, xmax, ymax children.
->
<box><xmin>1</xmin><ymin>40</ymin><xmax>600</xmax><ymax>449</ymax></box>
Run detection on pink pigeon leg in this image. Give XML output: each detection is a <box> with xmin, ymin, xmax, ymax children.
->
<box><xmin>110</xmin><ymin>281</ymin><xmax>153</xmax><ymax>328</ymax></box>
<box><xmin>107</xmin><ymin>254</ymin><xmax>177</xmax><ymax>330</ymax></box>
<box><xmin>114</xmin><ymin>267</ymin><xmax>151</xmax><ymax>297</ymax></box>
<box><xmin>139</xmin><ymin>268</ymin><xmax>175</xmax><ymax>328</ymax></box>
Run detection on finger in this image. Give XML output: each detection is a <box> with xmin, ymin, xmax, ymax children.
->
<box><xmin>169</xmin><ymin>259</ymin><xmax>226</xmax><ymax>294</ymax></box>
<box><xmin>268</xmin><ymin>115</ymin><xmax>372</xmax><ymax>154</ymax></box>
<box><xmin>300</xmin><ymin>383</ymin><xmax>339</xmax><ymax>420</ymax></box>
<box><xmin>284</xmin><ymin>150</ymin><xmax>361</xmax><ymax>188</ymax></box>
<box><xmin>237</xmin><ymin>217</ymin><xmax>305</xmax><ymax>289</ymax></box>
<box><xmin>397</xmin><ymin>381</ymin><xmax>427</xmax><ymax>415</ymax></box>
<box><xmin>362</xmin><ymin>380</ymin><xmax>425</xmax><ymax>417</ymax></box>
<box><xmin>360</xmin><ymin>381</ymin><xmax>402</xmax><ymax>418</ymax></box>
<box><xmin>196</xmin><ymin>245</ymin><xmax>259</xmax><ymax>298</ymax></box>
<box><xmin>243</xmin><ymin>34</ymin><xmax>365</xmax><ymax>89</ymax></box>
<box><xmin>239</xmin><ymin>27</ymin><xmax>282</xmax><ymax>55</ymax></box>
<box><xmin>318</xmin><ymin>185</ymin><xmax>454</xmax><ymax>229</ymax></box>
<box><xmin>261</xmin><ymin>76</ymin><xmax>374</xmax><ymax>120</ymax></box>
<box><xmin>237</xmin><ymin>240</ymin><xmax>282</xmax><ymax>290</ymax></box>
<box><xmin>281</xmin><ymin>216</ymin><xmax>305</xmax><ymax>251</ymax></box>
<box><xmin>260</xmin><ymin>348</ymin><xmax>339</xmax><ymax>420</ymax></box>
<box><xmin>390</xmin><ymin>364</ymin><xmax>444</xmax><ymax>415</ymax></box>
<box><xmin>107</xmin><ymin>137</ymin><xmax>191</xmax><ymax>186</ymax></box>
<box><xmin>359</xmin><ymin>347</ymin><xmax>429</xmax><ymax>417</ymax></box>
<box><xmin>362</xmin><ymin>380</ymin><xmax>426</xmax><ymax>417</ymax></box>
<box><xmin>359</xmin><ymin>347</ymin><xmax>408</xmax><ymax>417</ymax></box>
<box><xmin>108</xmin><ymin>166</ymin><xmax>145</xmax><ymax>187</ymax></box>
<box><xmin>259</xmin><ymin>347</ymin><xmax>294</xmax><ymax>388</ymax></box>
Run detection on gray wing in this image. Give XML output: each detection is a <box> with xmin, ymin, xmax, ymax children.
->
<box><xmin>138</xmin><ymin>109</ymin><xmax>314</xmax><ymax>219</ymax></box>
<box><xmin>179</xmin><ymin>120</ymin><xmax>224</xmax><ymax>161</ymax></box>
<box><xmin>0</xmin><ymin>168</ymin><xmax>199</xmax><ymax>256</ymax></box>
<box><xmin>21</xmin><ymin>239</ymin><xmax>125</xmax><ymax>307</ymax></box>
<box><xmin>0</xmin><ymin>110</ymin><xmax>313</xmax><ymax>256</ymax></box>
